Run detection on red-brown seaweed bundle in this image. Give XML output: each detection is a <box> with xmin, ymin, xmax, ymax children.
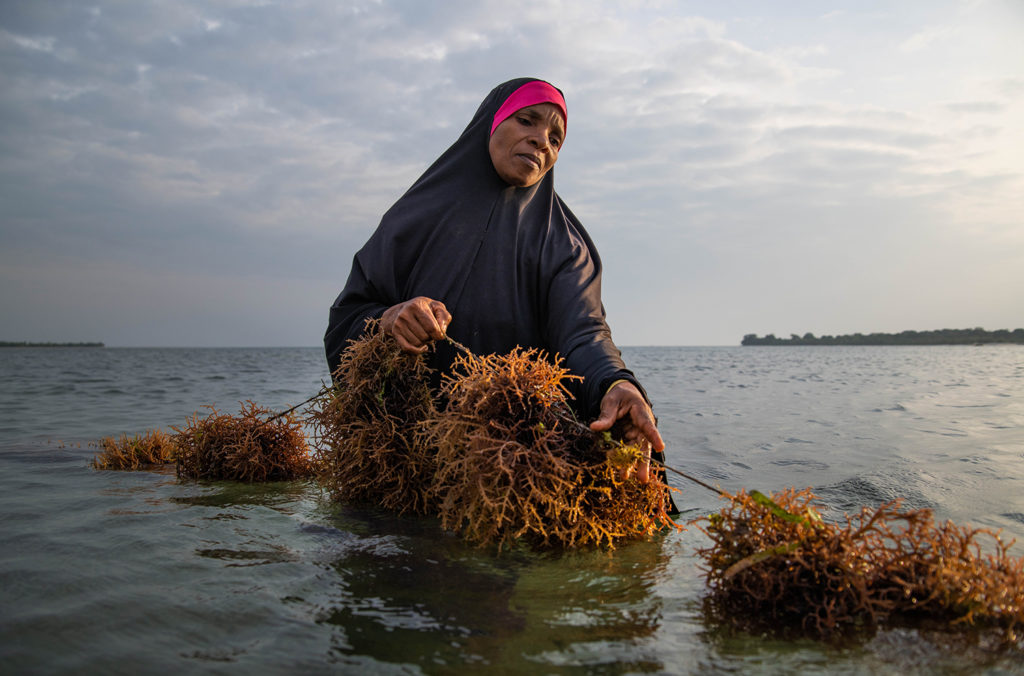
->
<box><xmin>174</xmin><ymin>401</ymin><xmax>313</xmax><ymax>481</ymax></box>
<box><xmin>697</xmin><ymin>487</ymin><xmax>1024</xmax><ymax>642</ymax></box>
<box><xmin>308</xmin><ymin>321</ymin><xmax>439</xmax><ymax>514</ymax></box>
<box><xmin>428</xmin><ymin>347</ymin><xmax>679</xmax><ymax>550</ymax></box>
<box><xmin>308</xmin><ymin>325</ymin><xmax>678</xmax><ymax>549</ymax></box>
<box><xmin>92</xmin><ymin>430</ymin><xmax>178</xmax><ymax>470</ymax></box>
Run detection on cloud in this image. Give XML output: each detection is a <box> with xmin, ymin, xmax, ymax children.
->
<box><xmin>900</xmin><ymin>24</ymin><xmax>956</xmax><ymax>53</ymax></box>
<box><xmin>944</xmin><ymin>100</ymin><xmax>1004</xmax><ymax>114</ymax></box>
<box><xmin>0</xmin><ymin>0</ymin><xmax>1021</xmax><ymax>346</ymax></box>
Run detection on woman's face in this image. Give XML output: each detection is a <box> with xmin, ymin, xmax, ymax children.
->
<box><xmin>488</xmin><ymin>103</ymin><xmax>565</xmax><ymax>187</ymax></box>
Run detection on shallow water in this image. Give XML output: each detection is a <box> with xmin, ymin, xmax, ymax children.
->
<box><xmin>1</xmin><ymin>345</ymin><xmax>1022</xmax><ymax>674</ymax></box>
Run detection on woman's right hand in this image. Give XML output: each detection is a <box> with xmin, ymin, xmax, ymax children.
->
<box><xmin>380</xmin><ymin>297</ymin><xmax>452</xmax><ymax>353</ymax></box>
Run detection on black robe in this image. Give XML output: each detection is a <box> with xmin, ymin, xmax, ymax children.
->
<box><xmin>324</xmin><ymin>78</ymin><xmax>645</xmax><ymax>418</ymax></box>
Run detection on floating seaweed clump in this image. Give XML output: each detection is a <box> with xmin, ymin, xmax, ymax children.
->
<box><xmin>697</xmin><ymin>487</ymin><xmax>1024</xmax><ymax>642</ymax></box>
<box><xmin>174</xmin><ymin>401</ymin><xmax>313</xmax><ymax>481</ymax></box>
<box><xmin>308</xmin><ymin>320</ymin><xmax>439</xmax><ymax>514</ymax></box>
<box><xmin>429</xmin><ymin>347</ymin><xmax>679</xmax><ymax>551</ymax></box>
<box><xmin>92</xmin><ymin>430</ymin><xmax>178</xmax><ymax>470</ymax></box>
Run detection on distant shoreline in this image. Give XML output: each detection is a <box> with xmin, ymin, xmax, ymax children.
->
<box><xmin>0</xmin><ymin>341</ymin><xmax>105</xmax><ymax>348</ymax></box>
<box><xmin>741</xmin><ymin>328</ymin><xmax>1024</xmax><ymax>346</ymax></box>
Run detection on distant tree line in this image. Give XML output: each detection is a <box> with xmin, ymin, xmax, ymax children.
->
<box><xmin>0</xmin><ymin>341</ymin><xmax>105</xmax><ymax>347</ymax></box>
<box><xmin>741</xmin><ymin>328</ymin><xmax>1024</xmax><ymax>346</ymax></box>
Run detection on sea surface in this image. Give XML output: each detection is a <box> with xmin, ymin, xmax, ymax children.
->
<box><xmin>1</xmin><ymin>345</ymin><xmax>1022</xmax><ymax>674</ymax></box>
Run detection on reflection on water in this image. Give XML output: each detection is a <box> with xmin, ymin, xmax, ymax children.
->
<box><xmin>308</xmin><ymin>502</ymin><xmax>672</xmax><ymax>672</ymax></box>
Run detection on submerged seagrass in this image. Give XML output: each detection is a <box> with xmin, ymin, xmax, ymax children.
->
<box><xmin>174</xmin><ymin>401</ymin><xmax>313</xmax><ymax>481</ymax></box>
<box><xmin>309</xmin><ymin>320</ymin><xmax>439</xmax><ymax>514</ymax></box>
<box><xmin>697</xmin><ymin>487</ymin><xmax>1024</xmax><ymax>642</ymax></box>
<box><xmin>92</xmin><ymin>429</ymin><xmax>178</xmax><ymax>470</ymax></box>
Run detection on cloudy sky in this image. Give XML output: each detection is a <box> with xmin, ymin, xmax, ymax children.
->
<box><xmin>1</xmin><ymin>0</ymin><xmax>1021</xmax><ymax>347</ymax></box>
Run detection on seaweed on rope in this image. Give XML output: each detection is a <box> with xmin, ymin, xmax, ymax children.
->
<box><xmin>92</xmin><ymin>429</ymin><xmax>178</xmax><ymax>470</ymax></box>
<box><xmin>695</xmin><ymin>486</ymin><xmax>1024</xmax><ymax>643</ymax></box>
<box><xmin>85</xmin><ymin>324</ymin><xmax>1024</xmax><ymax>648</ymax></box>
<box><xmin>308</xmin><ymin>319</ymin><xmax>440</xmax><ymax>515</ymax></box>
<box><xmin>306</xmin><ymin>323</ymin><xmax>679</xmax><ymax>549</ymax></box>
<box><xmin>173</xmin><ymin>400</ymin><xmax>314</xmax><ymax>482</ymax></box>
<box><xmin>427</xmin><ymin>346</ymin><xmax>680</xmax><ymax>551</ymax></box>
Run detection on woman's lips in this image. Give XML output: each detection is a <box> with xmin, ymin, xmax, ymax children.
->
<box><xmin>517</xmin><ymin>154</ymin><xmax>540</xmax><ymax>169</ymax></box>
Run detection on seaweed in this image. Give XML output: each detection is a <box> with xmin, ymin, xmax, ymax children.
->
<box><xmin>696</xmin><ymin>487</ymin><xmax>1024</xmax><ymax>643</ymax></box>
<box><xmin>174</xmin><ymin>401</ymin><xmax>313</xmax><ymax>481</ymax></box>
<box><xmin>428</xmin><ymin>346</ymin><xmax>679</xmax><ymax>550</ymax></box>
<box><xmin>308</xmin><ymin>320</ymin><xmax>439</xmax><ymax>514</ymax></box>
<box><xmin>87</xmin><ymin>325</ymin><xmax>1024</xmax><ymax>648</ymax></box>
<box><xmin>307</xmin><ymin>326</ymin><xmax>678</xmax><ymax>550</ymax></box>
<box><xmin>92</xmin><ymin>429</ymin><xmax>178</xmax><ymax>470</ymax></box>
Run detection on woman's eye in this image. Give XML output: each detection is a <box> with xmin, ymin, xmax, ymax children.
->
<box><xmin>517</xmin><ymin>116</ymin><xmax>531</xmax><ymax>126</ymax></box>
<box><xmin>549</xmin><ymin>136</ymin><xmax>561</xmax><ymax>147</ymax></box>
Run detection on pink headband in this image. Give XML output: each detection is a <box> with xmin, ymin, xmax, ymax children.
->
<box><xmin>490</xmin><ymin>81</ymin><xmax>567</xmax><ymax>136</ymax></box>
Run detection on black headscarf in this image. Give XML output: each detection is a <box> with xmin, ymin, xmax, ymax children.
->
<box><xmin>325</xmin><ymin>77</ymin><xmax>645</xmax><ymax>417</ymax></box>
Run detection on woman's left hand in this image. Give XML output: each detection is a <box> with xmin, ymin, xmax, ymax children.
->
<box><xmin>589</xmin><ymin>381</ymin><xmax>664</xmax><ymax>483</ymax></box>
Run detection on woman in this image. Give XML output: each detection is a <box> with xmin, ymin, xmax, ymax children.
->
<box><xmin>325</xmin><ymin>78</ymin><xmax>664</xmax><ymax>482</ymax></box>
